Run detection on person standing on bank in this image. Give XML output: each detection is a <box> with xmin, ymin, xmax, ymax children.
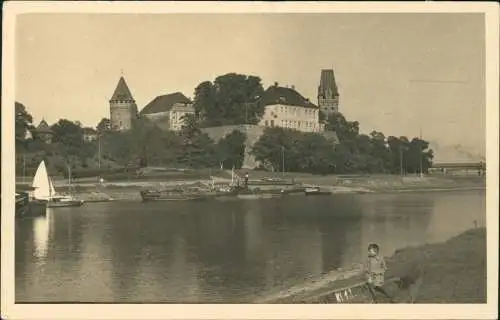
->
<box><xmin>364</xmin><ymin>243</ymin><xmax>395</xmax><ymax>303</ymax></box>
<box><xmin>244</xmin><ymin>172</ymin><xmax>249</xmax><ymax>189</ymax></box>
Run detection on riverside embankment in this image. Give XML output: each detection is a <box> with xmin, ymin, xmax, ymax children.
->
<box><xmin>16</xmin><ymin>173</ymin><xmax>485</xmax><ymax>202</ymax></box>
<box><xmin>254</xmin><ymin>227</ymin><xmax>486</xmax><ymax>303</ymax></box>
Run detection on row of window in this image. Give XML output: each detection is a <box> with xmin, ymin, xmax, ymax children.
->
<box><xmin>276</xmin><ymin>105</ymin><xmax>317</xmax><ymax>117</ymax></box>
<box><xmin>264</xmin><ymin>119</ymin><xmax>319</xmax><ymax>130</ymax></box>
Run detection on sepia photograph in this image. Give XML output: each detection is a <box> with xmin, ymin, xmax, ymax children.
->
<box><xmin>2</xmin><ymin>1</ymin><xmax>498</xmax><ymax>319</ymax></box>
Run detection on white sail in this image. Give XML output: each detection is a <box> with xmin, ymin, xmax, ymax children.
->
<box><xmin>32</xmin><ymin>160</ymin><xmax>54</xmax><ymax>200</ymax></box>
<box><xmin>49</xmin><ymin>177</ymin><xmax>57</xmax><ymax>197</ymax></box>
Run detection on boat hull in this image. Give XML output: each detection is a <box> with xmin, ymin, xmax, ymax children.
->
<box><xmin>16</xmin><ymin>193</ymin><xmax>47</xmax><ymax>218</ymax></box>
<box><xmin>47</xmin><ymin>200</ymin><xmax>84</xmax><ymax>208</ymax></box>
<box><xmin>140</xmin><ymin>190</ymin><xmax>210</xmax><ymax>202</ymax></box>
<box><xmin>305</xmin><ymin>191</ymin><xmax>332</xmax><ymax>196</ymax></box>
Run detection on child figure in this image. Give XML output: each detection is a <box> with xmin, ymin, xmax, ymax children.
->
<box><xmin>364</xmin><ymin>243</ymin><xmax>394</xmax><ymax>303</ymax></box>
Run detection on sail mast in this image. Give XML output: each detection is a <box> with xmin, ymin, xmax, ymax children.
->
<box><xmin>48</xmin><ymin>163</ymin><xmax>52</xmax><ymax>198</ymax></box>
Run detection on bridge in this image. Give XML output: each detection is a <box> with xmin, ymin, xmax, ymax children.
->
<box><xmin>431</xmin><ymin>161</ymin><xmax>485</xmax><ymax>171</ymax></box>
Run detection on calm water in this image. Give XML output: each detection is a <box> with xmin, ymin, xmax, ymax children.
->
<box><xmin>15</xmin><ymin>190</ymin><xmax>486</xmax><ymax>303</ymax></box>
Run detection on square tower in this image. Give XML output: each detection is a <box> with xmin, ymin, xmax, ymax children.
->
<box><xmin>317</xmin><ymin>69</ymin><xmax>340</xmax><ymax>115</ymax></box>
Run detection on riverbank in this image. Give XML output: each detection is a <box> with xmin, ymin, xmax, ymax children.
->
<box><xmin>15</xmin><ymin>174</ymin><xmax>485</xmax><ymax>202</ymax></box>
<box><xmin>255</xmin><ymin>227</ymin><xmax>486</xmax><ymax>303</ymax></box>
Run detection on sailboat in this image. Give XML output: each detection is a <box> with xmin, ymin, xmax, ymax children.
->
<box><xmin>32</xmin><ymin>160</ymin><xmax>84</xmax><ymax>208</ymax></box>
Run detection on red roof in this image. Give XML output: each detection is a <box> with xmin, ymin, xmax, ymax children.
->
<box><xmin>140</xmin><ymin>92</ymin><xmax>192</xmax><ymax>115</ymax></box>
<box><xmin>110</xmin><ymin>76</ymin><xmax>135</xmax><ymax>102</ymax></box>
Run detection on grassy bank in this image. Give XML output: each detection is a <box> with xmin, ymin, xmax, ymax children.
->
<box><xmin>258</xmin><ymin>227</ymin><xmax>486</xmax><ymax>304</ymax></box>
<box><xmin>15</xmin><ymin>172</ymin><xmax>485</xmax><ymax>202</ymax></box>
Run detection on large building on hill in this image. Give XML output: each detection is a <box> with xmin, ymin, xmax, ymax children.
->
<box><xmin>109</xmin><ymin>76</ymin><xmax>138</xmax><ymax>132</ymax></box>
<box><xmin>140</xmin><ymin>92</ymin><xmax>195</xmax><ymax>131</ymax></box>
<box><xmin>258</xmin><ymin>83</ymin><xmax>324</xmax><ymax>133</ymax></box>
<box><xmin>35</xmin><ymin>119</ymin><xmax>54</xmax><ymax>144</ymax></box>
<box><xmin>317</xmin><ymin>69</ymin><xmax>340</xmax><ymax>115</ymax></box>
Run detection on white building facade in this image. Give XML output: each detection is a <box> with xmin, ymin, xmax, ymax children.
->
<box><xmin>258</xmin><ymin>84</ymin><xmax>324</xmax><ymax>133</ymax></box>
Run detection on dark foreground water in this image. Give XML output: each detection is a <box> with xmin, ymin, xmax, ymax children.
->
<box><xmin>15</xmin><ymin>190</ymin><xmax>486</xmax><ymax>303</ymax></box>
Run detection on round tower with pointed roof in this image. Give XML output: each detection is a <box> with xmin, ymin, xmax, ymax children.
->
<box><xmin>109</xmin><ymin>76</ymin><xmax>138</xmax><ymax>131</ymax></box>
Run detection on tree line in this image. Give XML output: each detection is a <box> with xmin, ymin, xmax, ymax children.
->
<box><xmin>15</xmin><ymin>102</ymin><xmax>247</xmax><ymax>177</ymax></box>
<box><xmin>252</xmin><ymin>112</ymin><xmax>433</xmax><ymax>175</ymax></box>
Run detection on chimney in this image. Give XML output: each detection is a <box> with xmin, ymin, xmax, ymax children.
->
<box><xmin>291</xmin><ymin>85</ymin><xmax>295</xmax><ymax>90</ymax></box>
<box><xmin>274</xmin><ymin>81</ymin><xmax>279</xmax><ymax>87</ymax></box>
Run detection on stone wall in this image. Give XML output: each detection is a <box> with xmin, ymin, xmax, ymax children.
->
<box><xmin>202</xmin><ymin>125</ymin><xmax>266</xmax><ymax>169</ymax></box>
<box><xmin>202</xmin><ymin>124</ymin><xmax>339</xmax><ymax>169</ymax></box>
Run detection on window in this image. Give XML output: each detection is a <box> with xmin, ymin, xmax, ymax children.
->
<box><xmin>271</xmin><ymin>120</ymin><xmax>275</xmax><ymax>127</ymax></box>
<box><xmin>265</xmin><ymin>120</ymin><xmax>269</xmax><ymax>127</ymax></box>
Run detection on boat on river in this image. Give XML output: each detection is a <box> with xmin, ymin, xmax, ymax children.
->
<box><xmin>304</xmin><ymin>186</ymin><xmax>332</xmax><ymax>196</ymax></box>
<box><xmin>15</xmin><ymin>191</ymin><xmax>47</xmax><ymax>218</ymax></box>
<box><xmin>32</xmin><ymin>161</ymin><xmax>84</xmax><ymax>208</ymax></box>
<box><xmin>140</xmin><ymin>189</ymin><xmax>212</xmax><ymax>202</ymax></box>
<box><xmin>140</xmin><ymin>183</ymin><xmax>306</xmax><ymax>202</ymax></box>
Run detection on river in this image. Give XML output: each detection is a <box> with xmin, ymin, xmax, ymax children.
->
<box><xmin>15</xmin><ymin>189</ymin><xmax>485</xmax><ymax>303</ymax></box>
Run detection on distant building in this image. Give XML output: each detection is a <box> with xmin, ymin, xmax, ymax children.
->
<box><xmin>140</xmin><ymin>92</ymin><xmax>194</xmax><ymax>131</ymax></box>
<box><xmin>109</xmin><ymin>76</ymin><xmax>138</xmax><ymax>132</ymax></box>
<box><xmin>258</xmin><ymin>83</ymin><xmax>324</xmax><ymax>133</ymax></box>
<box><xmin>317</xmin><ymin>69</ymin><xmax>340</xmax><ymax>115</ymax></box>
<box><xmin>35</xmin><ymin>119</ymin><xmax>54</xmax><ymax>144</ymax></box>
<box><xmin>82</xmin><ymin>127</ymin><xmax>98</xmax><ymax>142</ymax></box>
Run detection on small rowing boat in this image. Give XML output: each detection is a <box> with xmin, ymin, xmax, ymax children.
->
<box><xmin>304</xmin><ymin>186</ymin><xmax>332</xmax><ymax>196</ymax></box>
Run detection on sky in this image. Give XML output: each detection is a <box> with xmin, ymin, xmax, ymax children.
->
<box><xmin>16</xmin><ymin>13</ymin><xmax>486</xmax><ymax>158</ymax></box>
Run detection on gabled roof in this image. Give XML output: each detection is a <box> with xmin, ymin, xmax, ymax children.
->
<box><xmin>36</xmin><ymin>119</ymin><xmax>53</xmax><ymax>134</ymax></box>
<box><xmin>110</xmin><ymin>76</ymin><xmax>135</xmax><ymax>102</ymax></box>
<box><xmin>260</xmin><ymin>85</ymin><xmax>317</xmax><ymax>109</ymax></box>
<box><xmin>318</xmin><ymin>69</ymin><xmax>339</xmax><ymax>98</ymax></box>
<box><xmin>140</xmin><ymin>92</ymin><xmax>192</xmax><ymax>115</ymax></box>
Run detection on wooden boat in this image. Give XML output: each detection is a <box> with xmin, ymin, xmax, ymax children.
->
<box><xmin>290</xmin><ymin>276</ymin><xmax>421</xmax><ymax>304</ymax></box>
<box><xmin>15</xmin><ymin>191</ymin><xmax>47</xmax><ymax>218</ymax></box>
<box><xmin>32</xmin><ymin>160</ymin><xmax>84</xmax><ymax>208</ymax></box>
<box><xmin>304</xmin><ymin>186</ymin><xmax>332</xmax><ymax>196</ymax></box>
<box><xmin>140</xmin><ymin>190</ymin><xmax>210</xmax><ymax>202</ymax></box>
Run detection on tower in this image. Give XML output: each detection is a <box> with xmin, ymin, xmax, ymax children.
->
<box><xmin>317</xmin><ymin>69</ymin><xmax>340</xmax><ymax>115</ymax></box>
<box><xmin>109</xmin><ymin>76</ymin><xmax>138</xmax><ymax>132</ymax></box>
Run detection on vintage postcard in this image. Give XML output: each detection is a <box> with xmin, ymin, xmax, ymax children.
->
<box><xmin>2</xmin><ymin>1</ymin><xmax>498</xmax><ymax>319</ymax></box>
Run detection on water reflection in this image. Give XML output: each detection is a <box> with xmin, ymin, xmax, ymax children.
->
<box><xmin>32</xmin><ymin>213</ymin><xmax>50</xmax><ymax>261</ymax></box>
<box><xmin>15</xmin><ymin>190</ymin><xmax>485</xmax><ymax>303</ymax></box>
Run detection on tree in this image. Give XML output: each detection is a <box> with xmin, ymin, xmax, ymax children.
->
<box><xmin>193</xmin><ymin>73</ymin><xmax>265</xmax><ymax>127</ymax></box>
<box><xmin>252</xmin><ymin>127</ymin><xmax>336</xmax><ymax>174</ymax></box>
<box><xmin>15</xmin><ymin>102</ymin><xmax>34</xmax><ymax>142</ymax></box>
<box><xmin>251</xmin><ymin>127</ymin><xmax>289</xmax><ymax>172</ymax></box>
<box><xmin>97</xmin><ymin>118</ymin><xmax>111</xmax><ymax>133</ymax></box>
<box><xmin>178</xmin><ymin>114</ymin><xmax>217</xmax><ymax>168</ymax></box>
<box><xmin>50</xmin><ymin>119</ymin><xmax>84</xmax><ymax>158</ymax></box>
<box><xmin>406</xmin><ymin>138</ymin><xmax>433</xmax><ymax>174</ymax></box>
<box><xmin>369</xmin><ymin>131</ymin><xmax>390</xmax><ymax>173</ymax></box>
<box><xmin>216</xmin><ymin>130</ymin><xmax>247</xmax><ymax>169</ymax></box>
